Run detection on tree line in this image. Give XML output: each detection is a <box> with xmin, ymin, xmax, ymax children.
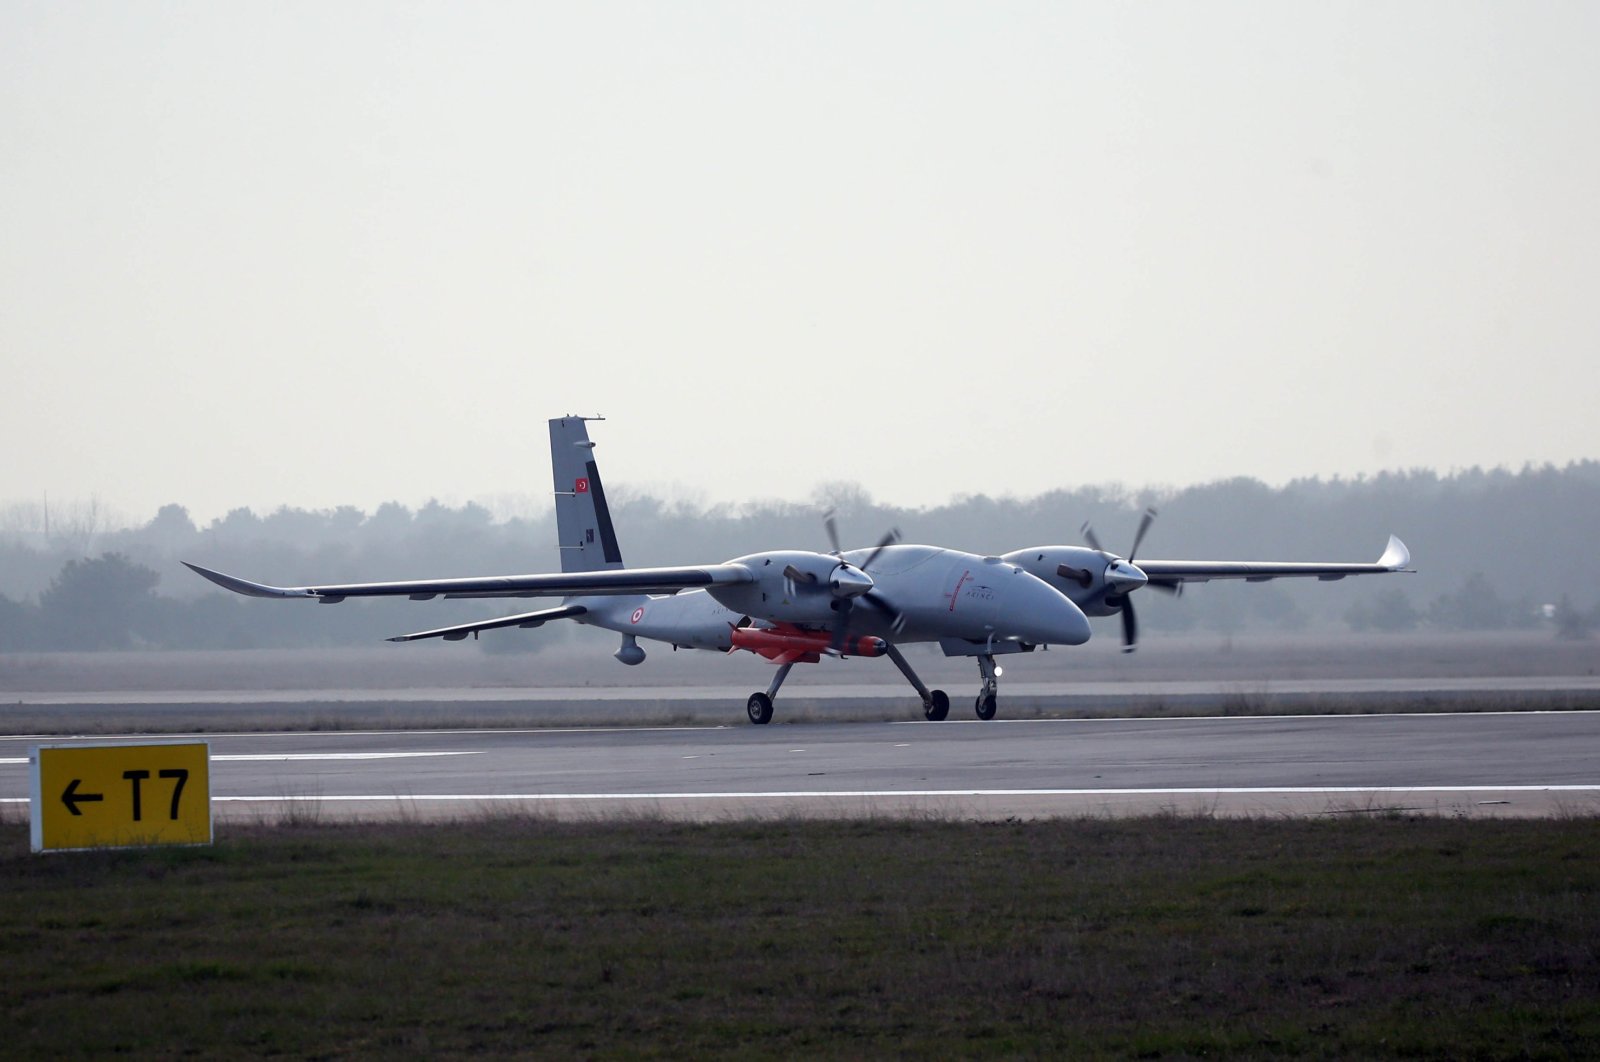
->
<box><xmin>2</xmin><ymin>460</ymin><xmax>1598</xmax><ymax>651</ymax></box>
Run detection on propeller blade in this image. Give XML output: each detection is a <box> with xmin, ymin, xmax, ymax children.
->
<box><xmin>1129</xmin><ymin>507</ymin><xmax>1157</xmax><ymax>561</ymax></box>
<box><xmin>829</xmin><ymin>598</ymin><xmax>854</xmax><ymax>652</ymax></box>
<box><xmin>859</xmin><ymin>528</ymin><xmax>901</xmax><ymax>570</ymax></box>
<box><xmin>1080</xmin><ymin>521</ymin><xmax>1104</xmax><ymax>554</ymax></box>
<box><xmin>1120</xmin><ymin>598</ymin><xmax>1138</xmax><ymax>653</ymax></box>
<box><xmin>823</xmin><ymin>510</ymin><xmax>842</xmax><ymax>555</ymax></box>
<box><xmin>860</xmin><ymin>589</ymin><xmax>907</xmax><ymax>635</ymax></box>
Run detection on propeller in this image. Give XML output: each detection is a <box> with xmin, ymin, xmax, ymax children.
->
<box><xmin>823</xmin><ymin>511</ymin><xmax>842</xmax><ymax>555</ymax></box>
<box><xmin>1081</xmin><ymin>507</ymin><xmax>1172</xmax><ymax>653</ymax></box>
<box><xmin>820</xmin><ymin>510</ymin><xmax>903</xmax><ymax>651</ymax></box>
<box><xmin>1081</xmin><ymin>507</ymin><xmax>1155</xmax><ymax>561</ymax></box>
<box><xmin>857</xmin><ymin>528</ymin><xmax>900</xmax><ymax>570</ymax></box>
<box><xmin>1128</xmin><ymin>507</ymin><xmax>1156</xmax><ymax>560</ymax></box>
<box><xmin>857</xmin><ymin>588</ymin><xmax>908</xmax><ymax>636</ymax></box>
<box><xmin>824</xmin><ymin>511</ymin><xmax>898</xmax><ymax>565</ymax></box>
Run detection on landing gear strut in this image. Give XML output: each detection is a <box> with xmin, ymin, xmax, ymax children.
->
<box><xmin>746</xmin><ymin>662</ymin><xmax>794</xmax><ymax>725</ymax></box>
<box><xmin>885</xmin><ymin>644</ymin><xmax>949</xmax><ymax>721</ymax></box>
<box><xmin>744</xmin><ymin>647</ymin><xmax>961</xmax><ymax>725</ymax></box>
<box><xmin>974</xmin><ymin>654</ymin><xmax>999</xmax><ymax>720</ymax></box>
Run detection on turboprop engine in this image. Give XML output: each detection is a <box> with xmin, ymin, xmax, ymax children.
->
<box><xmin>709</xmin><ymin>550</ymin><xmax>879</xmax><ymax>626</ymax></box>
<box><xmin>1002</xmin><ymin>509</ymin><xmax>1168</xmax><ymax>652</ymax></box>
<box><xmin>1001</xmin><ymin>545</ymin><xmax>1139</xmax><ymax>616</ymax></box>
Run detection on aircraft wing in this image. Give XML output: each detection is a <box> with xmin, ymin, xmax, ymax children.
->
<box><xmin>387</xmin><ymin>604</ymin><xmax>589</xmax><ymax>642</ymax></box>
<box><xmin>1135</xmin><ymin>535</ymin><xmax>1412</xmax><ymax>587</ymax></box>
<box><xmin>183</xmin><ymin>561</ymin><xmax>756</xmax><ymax>602</ymax></box>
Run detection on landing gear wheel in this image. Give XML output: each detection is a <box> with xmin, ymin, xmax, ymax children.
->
<box><xmin>746</xmin><ymin>692</ymin><xmax>773</xmax><ymax>725</ymax></box>
<box><xmin>923</xmin><ymin>689</ymin><xmax>950</xmax><ymax>722</ymax></box>
<box><xmin>974</xmin><ymin>692</ymin><xmax>998</xmax><ymax>721</ymax></box>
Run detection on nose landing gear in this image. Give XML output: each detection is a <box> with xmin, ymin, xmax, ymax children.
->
<box><xmin>974</xmin><ymin>654</ymin><xmax>1000</xmax><ymax>720</ymax></box>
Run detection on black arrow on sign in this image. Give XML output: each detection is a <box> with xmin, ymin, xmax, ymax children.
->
<box><xmin>61</xmin><ymin>778</ymin><xmax>104</xmax><ymax>816</ymax></box>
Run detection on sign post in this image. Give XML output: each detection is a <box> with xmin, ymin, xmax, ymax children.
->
<box><xmin>30</xmin><ymin>742</ymin><xmax>212</xmax><ymax>853</ymax></box>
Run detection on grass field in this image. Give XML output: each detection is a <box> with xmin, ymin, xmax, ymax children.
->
<box><xmin>4</xmin><ymin>814</ymin><xmax>1598</xmax><ymax>1058</ymax></box>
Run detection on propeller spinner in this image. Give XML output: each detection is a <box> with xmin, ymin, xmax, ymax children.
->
<box><xmin>1081</xmin><ymin>507</ymin><xmax>1173</xmax><ymax>652</ymax></box>
<box><xmin>820</xmin><ymin>512</ymin><xmax>902</xmax><ymax>652</ymax></box>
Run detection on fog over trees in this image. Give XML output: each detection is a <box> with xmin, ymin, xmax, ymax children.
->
<box><xmin>1</xmin><ymin>461</ymin><xmax>1597</xmax><ymax>651</ymax></box>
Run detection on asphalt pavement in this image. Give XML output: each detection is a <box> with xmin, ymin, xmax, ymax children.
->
<box><xmin>6</xmin><ymin>710</ymin><xmax>1598</xmax><ymax>821</ymax></box>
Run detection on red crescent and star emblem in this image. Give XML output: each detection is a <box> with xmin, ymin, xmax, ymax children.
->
<box><xmin>575</xmin><ymin>478</ymin><xmax>590</xmax><ymax>494</ymax></box>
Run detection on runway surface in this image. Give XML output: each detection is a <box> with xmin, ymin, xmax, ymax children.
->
<box><xmin>14</xmin><ymin>675</ymin><xmax>1600</xmax><ymax>704</ymax></box>
<box><xmin>7</xmin><ymin>677</ymin><xmax>1600</xmax><ymax>739</ymax></box>
<box><xmin>5</xmin><ymin>711</ymin><xmax>1599</xmax><ymax>821</ymax></box>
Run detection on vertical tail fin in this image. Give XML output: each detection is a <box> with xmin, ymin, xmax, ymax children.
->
<box><xmin>549</xmin><ymin>416</ymin><xmax>624</xmax><ymax>573</ymax></box>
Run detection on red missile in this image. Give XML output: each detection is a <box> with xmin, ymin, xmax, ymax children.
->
<box><xmin>730</xmin><ymin>625</ymin><xmax>886</xmax><ymax>662</ymax></box>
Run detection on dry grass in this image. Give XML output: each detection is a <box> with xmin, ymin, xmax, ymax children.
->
<box><xmin>3</xmin><ymin>815</ymin><xmax>1598</xmax><ymax>1057</ymax></box>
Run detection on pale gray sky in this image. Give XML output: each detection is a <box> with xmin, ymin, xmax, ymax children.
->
<box><xmin>4</xmin><ymin>2</ymin><xmax>1597</xmax><ymax>525</ymax></box>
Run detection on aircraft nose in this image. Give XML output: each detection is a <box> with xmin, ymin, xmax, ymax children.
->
<box><xmin>1008</xmin><ymin>569</ymin><xmax>1092</xmax><ymax>646</ymax></box>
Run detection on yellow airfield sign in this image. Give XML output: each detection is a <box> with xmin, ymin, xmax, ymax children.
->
<box><xmin>31</xmin><ymin>742</ymin><xmax>212</xmax><ymax>853</ymax></box>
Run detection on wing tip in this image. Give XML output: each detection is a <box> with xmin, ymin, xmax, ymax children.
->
<box><xmin>182</xmin><ymin>561</ymin><xmax>312</xmax><ymax>598</ymax></box>
<box><xmin>183</xmin><ymin>561</ymin><xmax>242</xmax><ymax>592</ymax></box>
<box><xmin>1379</xmin><ymin>535</ymin><xmax>1413</xmax><ymax>571</ymax></box>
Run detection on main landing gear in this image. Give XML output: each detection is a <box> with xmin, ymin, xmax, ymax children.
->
<box><xmin>884</xmin><ymin>644</ymin><xmax>949</xmax><ymax>721</ymax></box>
<box><xmin>746</xmin><ymin>662</ymin><xmax>791</xmax><ymax>724</ymax></box>
<box><xmin>741</xmin><ymin>648</ymin><xmax>1004</xmax><ymax>724</ymax></box>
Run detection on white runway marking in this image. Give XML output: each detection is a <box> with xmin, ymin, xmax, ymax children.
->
<box><xmin>4</xmin><ymin>752</ymin><xmax>485</xmax><ymax>764</ymax></box>
<box><xmin>6</xmin><ymin>709</ymin><xmax>1597</xmax><ymax>746</ymax></box>
<box><xmin>213</xmin><ymin>752</ymin><xmax>483</xmax><ymax>762</ymax></box>
<box><xmin>6</xmin><ymin>785</ymin><xmax>1597</xmax><ymax>809</ymax></box>
<box><xmin>208</xmin><ymin>784</ymin><xmax>1600</xmax><ymax>804</ymax></box>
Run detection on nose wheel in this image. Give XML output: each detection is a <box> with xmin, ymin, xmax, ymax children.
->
<box><xmin>974</xmin><ymin>654</ymin><xmax>1000</xmax><ymax>720</ymax></box>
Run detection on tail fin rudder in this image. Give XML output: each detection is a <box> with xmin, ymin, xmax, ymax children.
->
<box><xmin>549</xmin><ymin>416</ymin><xmax>624</xmax><ymax>573</ymax></box>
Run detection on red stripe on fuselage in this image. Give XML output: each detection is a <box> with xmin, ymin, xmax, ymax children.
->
<box><xmin>948</xmin><ymin>569</ymin><xmax>972</xmax><ymax>612</ymax></box>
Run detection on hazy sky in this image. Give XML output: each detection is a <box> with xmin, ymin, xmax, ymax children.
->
<box><xmin>4</xmin><ymin>2</ymin><xmax>1597</xmax><ymax>526</ymax></box>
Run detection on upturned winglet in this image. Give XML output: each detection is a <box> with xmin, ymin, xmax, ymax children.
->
<box><xmin>1377</xmin><ymin>535</ymin><xmax>1412</xmax><ymax>571</ymax></box>
<box><xmin>182</xmin><ymin>562</ymin><xmax>320</xmax><ymax>599</ymax></box>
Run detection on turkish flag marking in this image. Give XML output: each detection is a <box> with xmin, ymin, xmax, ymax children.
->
<box><xmin>575</xmin><ymin>478</ymin><xmax>589</xmax><ymax>494</ymax></box>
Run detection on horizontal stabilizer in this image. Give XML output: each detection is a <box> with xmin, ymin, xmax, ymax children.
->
<box><xmin>387</xmin><ymin>605</ymin><xmax>588</xmax><ymax>642</ymax></box>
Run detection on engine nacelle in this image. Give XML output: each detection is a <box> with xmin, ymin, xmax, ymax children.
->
<box><xmin>710</xmin><ymin>551</ymin><xmax>870</xmax><ymax>625</ymax></box>
<box><xmin>1001</xmin><ymin>546</ymin><xmax>1123</xmax><ymax>616</ymax></box>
